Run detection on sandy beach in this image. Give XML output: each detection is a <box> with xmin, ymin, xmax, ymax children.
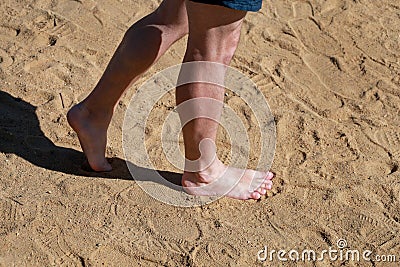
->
<box><xmin>1</xmin><ymin>0</ymin><xmax>400</xmax><ymax>266</ymax></box>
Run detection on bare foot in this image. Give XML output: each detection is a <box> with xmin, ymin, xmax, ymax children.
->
<box><xmin>182</xmin><ymin>159</ymin><xmax>274</xmax><ymax>200</ymax></box>
<box><xmin>67</xmin><ymin>103</ymin><xmax>113</xmax><ymax>172</ymax></box>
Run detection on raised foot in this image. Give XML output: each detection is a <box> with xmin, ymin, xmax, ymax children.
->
<box><xmin>67</xmin><ymin>103</ymin><xmax>112</xmax><ymax>172</ymax></box>
<box><xmin>182</xmin><ymin>160</ymin><xmax>274</xmax><ymax>200</ymax></box>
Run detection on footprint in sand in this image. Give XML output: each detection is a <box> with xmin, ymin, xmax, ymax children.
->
<box><xmin>109</xmin><ymin>204</ymin><xmax>193</xmax><ymax>263</ymax></box>
<box><xmin>62</xmin><ymin>179</ymin><xmax>113</xmax><ymax>200</ymax></box>
<box><xmin>225</xmin><ymin>95</ymin><xmax>259</xmax><ymax>131</ymax></box>
<box><xmin>112</xmin><ymin>198</ymin><xmax>187</xmax><ymax>263</ymax></box>
<box><xmin>284</xmin><ymin>61</ymin><xmax>343</xmax><ymax>114</ymax></box>
<box><xmin>269</xmin><ymin>0</ymin><xmax>294</xmax><ymax>20</ymax></box>
<box><xmin>356</xmin><ymin>213</ymin><xmax>398</xmax><ymax>248</ymax></box>
<box><xmin>276</xmin><ymin>148</ymin><xmax>306</xmax><ymax>191</ymax></box>
<box><xmin>0</xmin><ymin>197</ymin><xmax>37</xmax><ymax>236</ymax></box>
<box><xmin>308</xmin><ymin>208</ymin><xmax>393</xmax><ymax>252</ymax></box>
<box><xmin>0</xmin><ymin>48</ymin><xmax>14</xmax><ymax>68</ymax></box>
<box><xmin>286</xmin><ymin>149</ymin><xmax>307</xmax><ymax>167</ymax></box>
<box><xmin>302</xmin><ymin>53</ymin><xmax>365</xmax><ymax>100</ymax></box>
<box><xmin>110</xmin><ymin>231</ymin><xmax>189</xmax><ymax>265</ymax></box>
<box><xmin>250</xmin><ymin>72</ymin><xmax>275</xmax><ymax>94</ymax></box>
<box><xmin>45</xmin><ymin>14</ymin><xmax>76</xmax><ymax>39</ymax></box>
<box><xmin>373</xmin><ymin>128</ymin><xmax>400</xmax><ymax>160</ymax></box>
<box><xmin>320</xmin><ymin>0</ymin><xmax>346</xmax><ymax>14</ymax></box>
<box><xmin>22</xmin><ymin>50</ymin><xmax>92</xmax><ymax>92</ymax></box>
<box><xmin>378</xmin><ymin>183</ymin><xmax>400</xmax><ymax>228</ymax></box>
<box><xmin>34</xmin><ymin>224</ymin><xmax>81</xmax><ymax>265</ymax></box>
<box><xmin>0</xmin><ymin>25</ymin><xmax>19</xmax><ymax>38</ymax></box>
<box><xmin>23</xmin><ymin>59</ymin><xmax>55</xmax><ymax>74</ymax></box>
<box><xmin>88</xmin><ymin>244</ymin><xmax>142</xmax><ymax>266</ymax></box>
<box><xmin>288</xmin><ymin>17</ymin><xmax>341</xmax><ymax>56</ymax></box>
<box><xmin>53</xmin><ymin>0</ymin><xmax>106</xmax><ymax>35</ymax></box>
<box><xmin>192</xmin><ymin>241</ymin><xmax>240</xmax><ymax>267</ymax></box>
<box><xmin>292</xmin><ymin>1</ymin><xmax>314</xmax><ymax>18</ymax></box>
<box><xmin>145</xmin><ymin>207</ymin><xmax>201</xmax><ymax>243</ymax></box>
<box><xmin>112</xmin><ymin>187</ymin><xmax>150</xmax><ymax>228</ymax></box>
<box><xmin>349</xmin><ymin>13</ymin><xmax>397</xmax><ymax>63</ymax></box>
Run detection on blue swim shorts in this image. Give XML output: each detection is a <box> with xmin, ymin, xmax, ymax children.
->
<box><xmin>189</xmin><ymin>0</ymin><xmax>262</xmax><ymax>12</ymax></box>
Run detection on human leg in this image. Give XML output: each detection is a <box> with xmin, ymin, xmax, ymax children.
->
<box><xmin>68</xmin><ymin>0</ymin><xmax>188</xmax><ymax>171</ymax></box>
<box><xmin>178</xmin><ymin>1</ymin><xmax>273</xmax><ymax>200</ymax></box>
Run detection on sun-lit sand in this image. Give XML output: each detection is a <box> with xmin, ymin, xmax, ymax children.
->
<box><xmin>1</xmin><ymin>0</ymin><xmax>399</xmax><ymax>265</ymax></box>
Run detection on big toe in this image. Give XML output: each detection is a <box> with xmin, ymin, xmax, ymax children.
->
<box><xmin>250</xmin><ymin>191</ymin><xmax>261</xmax><ymax>200</ymax></box>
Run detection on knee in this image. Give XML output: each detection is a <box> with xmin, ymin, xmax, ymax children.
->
<box><xmin>220</xmin><ymin>29</ymin><xmax>242</xmax><ymax>63</ymax></box>
<box><xmin>153</xmin><ymin>1</ymin><xmax>189</xmax><ymax>38</ymax></box>
<box><xmin>186</xmin><ymin>27</ymin><xmax>242</xmax><ymax>65</ymax></box>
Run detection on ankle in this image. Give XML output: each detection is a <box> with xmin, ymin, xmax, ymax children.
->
<box><xmin>184</xmin><ymin>158</ymin><xmax>225</xmax><ymax>182</ymax></box>
<box><xmin>79</xmin><ymin>101</ymin><xmax>114</xmax><ymax>120</ymax></box>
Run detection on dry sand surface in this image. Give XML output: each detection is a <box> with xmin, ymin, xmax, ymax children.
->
<box><xmin>1</xmin><ymin>0</ymin><xmax>400</xmax><ymax>266</ymax></box>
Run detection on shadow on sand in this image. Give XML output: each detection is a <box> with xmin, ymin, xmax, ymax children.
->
<box><xmin>0</xmin><ymin>90</ymin><xmax>182</xmax><ymax>186</ymax></box>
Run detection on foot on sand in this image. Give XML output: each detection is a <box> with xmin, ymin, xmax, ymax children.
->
<box><xmin>182</xmin><ymin>159</ymin><xmax>274</xmax><ymax>200</ymax></box>
<box><xmin>67</xmin><ymin>103</ymin><xmax>112</xmax><ymax>172</ymax></box>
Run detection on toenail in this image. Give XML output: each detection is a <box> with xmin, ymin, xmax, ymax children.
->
<box><xmin>261</xmin><ymin>189</ymin><xmax>267</xmax><ymax>194</ymax></box>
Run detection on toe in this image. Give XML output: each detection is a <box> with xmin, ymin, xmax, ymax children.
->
<box><xmin>256</xmin><ymin>188</ymin><xmax>267</xmax><ymax>195</ymax></box>
<box><xmin>250</xmin><ymin>191</ymin><xmax>261</xmax><ymax>200</ymax></box>
<box><xmin>260</xmin><ymin>183</ymin><xmax>268</xmax><ymax>189</ymax></box>
<box><xmin>261</xmin><ymin>180</ymin><xmax>272</xmax><ymax>188</ymax></box>
<box><xmin>265</xmin><ymin>182</ymin><xmax>273</xmax><ymax>190</ymax></box>
<box><xmin>262</xmin><ymin>180</ymin><xmax>272</xmax><ymax>190</ymax></box>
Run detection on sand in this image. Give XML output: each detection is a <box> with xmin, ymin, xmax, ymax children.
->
<box><xmin>1</xmin><ymin>0</ymin><xmax>400</xmax><ymax>266</ymax></box>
